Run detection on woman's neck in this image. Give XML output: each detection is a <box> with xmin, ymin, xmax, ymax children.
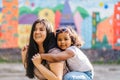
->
<box><xmin>38</xmin><ymin>44</ymin><xmax>45</xmax><ymax>53</ymax></box>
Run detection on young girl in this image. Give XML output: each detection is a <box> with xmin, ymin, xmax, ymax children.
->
<box><xmin>40</xmin><ymin>26</ymin><xmax>94</xmax><ymax>80</ymax></box>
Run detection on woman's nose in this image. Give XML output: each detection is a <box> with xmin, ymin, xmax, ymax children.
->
<box><xmin>36</xmin><ymin>30</ymin><xmax>40</xmax><ymax>33</ymax></box>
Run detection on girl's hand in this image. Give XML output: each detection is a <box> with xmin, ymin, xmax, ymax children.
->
<box><xmin>32</xmin><ymin>53</ymin><xmax>42</xmax><ymax>67</ymax></box>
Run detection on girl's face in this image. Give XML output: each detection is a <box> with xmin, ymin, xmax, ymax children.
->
<box><xmin>33</xmin><ymin>23</ymin><xmax>47</xmax><ymax>44</ymax></box>
<box><xmin>57</xmin><ymin>32</ymin><xmax>72</xmax><ymax>50</ymax></box>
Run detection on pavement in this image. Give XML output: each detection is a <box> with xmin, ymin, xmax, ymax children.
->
<box><xmin>0</xmin><ymin>63</ymin><xmax>120</xmax><ymax>80</ymax></box>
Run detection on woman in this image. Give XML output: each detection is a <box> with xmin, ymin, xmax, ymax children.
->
<box><xmin>21</xmin><ymin>17</ymin><xmax>67</xmax><ymax>80</ymax></box>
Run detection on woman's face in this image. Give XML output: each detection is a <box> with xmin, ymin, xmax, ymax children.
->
<box><xmin>33</xmin><ymin>23</ymin><xmax>47</xmax><ymax>44</ymax></box>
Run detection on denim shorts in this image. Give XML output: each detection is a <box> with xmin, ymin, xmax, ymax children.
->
<box><xmin>63</xmin><ymin>71</ymin><xmax>93</xmax><ymax>80</ymax></box>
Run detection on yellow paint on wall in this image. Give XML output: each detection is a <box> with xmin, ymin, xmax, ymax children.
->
<box><xmin>18</xmin><ymin>24</ymin><xmax>32</xmax><ymax>48</ymax></box>
<box><xmin>0</xmin><ymin>13</ymin><xmax>2</xmax><ymax>24</ymax></box>
<box><xmin>38</xmin><ymin>8</ymin><xmax>55</xmax><ymax>31</ymax></box>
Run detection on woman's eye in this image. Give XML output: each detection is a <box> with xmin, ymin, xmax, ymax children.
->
<box><xmin>40</xmin><ymin>29</ymin><xmax>43</xmax><ymax>31</ymax></box>
<box><xmin>40</xmin><ymin>28</ymin><xmax>45</xmax><ymax>31</ymax></box>
<box><xmin>34</xmin><ymin>28</ymin><xmax>37</xmax><ymax>31</ymax></box>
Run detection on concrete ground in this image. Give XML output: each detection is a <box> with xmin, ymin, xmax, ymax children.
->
<box><xmin>0</xmin><ymin>63</ymin><xmax>120</xmax><ymax>80</ymax></box>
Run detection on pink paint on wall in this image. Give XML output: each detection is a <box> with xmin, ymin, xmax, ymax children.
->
<box><xmin>74</xmin><ymin>11</ymin><xmax>83</xmax><ymax>35</ymax></box>
<box><xmin>55</xmin><ymin>10</ymin><xmax>61</xmax><ymax>30</ymax></box>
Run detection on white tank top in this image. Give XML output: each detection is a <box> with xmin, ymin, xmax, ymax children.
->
<box><xmin>66</xmin><ymin>46</ymin><xmax>94</xmax><ymax>73</ymax></box>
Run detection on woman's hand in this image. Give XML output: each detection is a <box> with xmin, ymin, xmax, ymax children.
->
<box><xmin>32</xmin><ymin>53</ymin><xmax>42</xmax><ymax>67</ymax></box>
<box><xmin>21</xmin><ymin>45</ymin><xmax>28</xmax><ymax>67</ymax></box>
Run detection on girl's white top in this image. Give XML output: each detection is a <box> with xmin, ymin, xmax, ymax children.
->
<box><xmin>66</xmin><ymin>46</ymin><xmax>94</xmax><ymax>73</ymax></box>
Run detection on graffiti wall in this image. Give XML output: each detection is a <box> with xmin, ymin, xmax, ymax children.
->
<box><xmin>0</xmin><ymin>0</ymin><xmax>120</xmax><ymax>50</ymax></box>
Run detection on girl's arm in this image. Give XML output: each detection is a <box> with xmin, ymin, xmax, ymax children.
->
<box><xmin>41</xmin><ymin>49</ymin><xmax>74</xmax><ymax>62</ymax></box>
<box><xmin>32</xmin><ymin>53</ymin><xmax>64</xmax><ymax>80</ymax></box>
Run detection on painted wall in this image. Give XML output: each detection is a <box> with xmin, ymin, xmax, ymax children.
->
<box><xmin>0</xmin><ymin>0</ymin><xmax>120</xmax><ymax>50</ymax></box>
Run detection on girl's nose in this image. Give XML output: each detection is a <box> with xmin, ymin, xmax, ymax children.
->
<box><xmin>61</xmin><ymin>40</ymin><xmax>64</xmax><ymax>44</ymax></box>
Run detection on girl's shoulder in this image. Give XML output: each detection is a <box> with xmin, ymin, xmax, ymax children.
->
<box><xmin>66</xmin><ymin>46</ymin><xmax>81</xmax><ymax>54</ymax></box>
<box><xmin>67</xmin><ymin>46</ymin><xmax>78</xmax><ymax>50</ymax></box>
<box><xmin>48</xmin><ymin>47</ymin><xmax>61</xmax><ymax>54</ymax></box>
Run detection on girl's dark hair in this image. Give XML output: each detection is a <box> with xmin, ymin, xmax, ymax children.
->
<box><xmin>26</xmin><ymin>18</ymin><xmax>57</xmax><ymax>78</ymax></box>
<box><xmin>56</xmin><ymin>26</ymin><xmax>84</xmax><ymax>48</ymax></box>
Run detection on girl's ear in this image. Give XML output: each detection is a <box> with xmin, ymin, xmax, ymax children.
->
<box><xmin>71</xmin><ymin>41</ymin><xmax>73</xmax><ymax>45</ymax></box>
<box><xmin>70</xmin><ymin>36</ymin><xmax>74</xmax><ymax>45</ymax></box>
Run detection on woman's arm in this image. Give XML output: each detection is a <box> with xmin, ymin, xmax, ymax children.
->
<box><xmin>21</xmin><ymin>45</ymin><xmax>28</xmax><ymax>68</ymax></box>
<box><xmin>32</xmin><ymin>53</ymin><xmax>64</xmax><ymax>80</ymax></box>
<box><xmin>41</xmin><ymin>49</ymin><xmax>74</xmax><ymax>62</ymax></box>
<box><xmin>49</xmin><ymin>61</ymin><xmax>64</xmax><ymax>80</ymax></box>
<box><xmin>21</xmin><ymin>46</ymin><xmax>44</xmax><ymax>80</ymax></box>
<box><xmin>34</xmin><ymin>68</ymin><xmax>47</xmax><ymax>80</ymax></box>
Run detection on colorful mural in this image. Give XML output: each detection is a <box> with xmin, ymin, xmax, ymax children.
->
<box><xmin>0</xmin><ymin>0</ymin><xmax>120</xmax><ymax>50</ymax></box>
<box><xmin>1</xmin><ymin>0</ymin><xmax>18</xmax><ymax>48</ymax></box>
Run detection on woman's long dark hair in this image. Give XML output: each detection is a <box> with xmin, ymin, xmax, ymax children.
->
<box><xmin>26</xmin><ymin>18</ymin><xmax>57</xmax><ymax>78</ymax></box>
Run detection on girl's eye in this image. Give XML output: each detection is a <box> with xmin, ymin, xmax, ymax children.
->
<box><xmin>58</xmin><ymin>39</ymin><xmax>62</xmax><ymax>41</ymax></box>
<box><xmin>65</xmin><ymin>39</ymin><xmax>68</xmax><ymax>40</ymax></box>
<box><xmin>65</xmin><ymin>38</ymin><xmax>69</xmax><ymax>40</ymax></box>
